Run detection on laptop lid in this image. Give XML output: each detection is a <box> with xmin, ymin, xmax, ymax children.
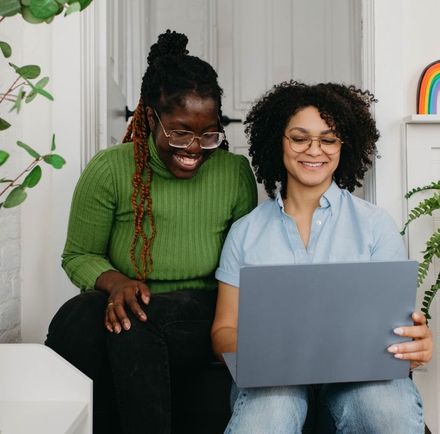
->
<box><xmin>227</xmin><ymin>261</ymin><xmax>417</xmax><ymax>388</ymax></box>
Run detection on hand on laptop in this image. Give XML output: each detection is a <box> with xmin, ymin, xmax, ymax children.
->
<box><xmin>387</xmin><ymin>311</ymin><xmax>433</xmax><ymax>370</ymax></box>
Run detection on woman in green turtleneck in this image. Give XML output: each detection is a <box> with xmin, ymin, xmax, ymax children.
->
<box><xmin>45</xmin><ymin>30</ymin><xmax>257</xmax><ymax>434</ymax></box>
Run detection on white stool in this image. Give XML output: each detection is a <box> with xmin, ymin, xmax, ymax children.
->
<box><xmin>0</xmin><ymin>344</ymin><xmax>92</xmax><ymax>434</ymax></box>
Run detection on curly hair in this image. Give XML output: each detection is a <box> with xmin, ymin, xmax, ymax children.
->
<box><xmin>122</xmin><ymin>30</ymin><xmax>228</xmax><ymax>281</ymax></box>
<box><xmin>245</xmin><ymin>81</ymin><xmax>379</xmax><ymax>198</ymax></box>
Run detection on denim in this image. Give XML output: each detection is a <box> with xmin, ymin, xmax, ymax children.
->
<box><xmin>46</xmin><ymin>289</ymin><xmax>217</xmax><ymax>434</ymax></box>
<box><xmin>226</xmin><ymin>379</ymin><xmax>424</xmax><ymax>434</ymax></box>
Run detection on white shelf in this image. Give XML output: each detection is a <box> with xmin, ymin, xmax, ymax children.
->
<box><xmin>404</xmin><ymin>114</ymin><xmax>440</xmax><ymax>124</ymax></box>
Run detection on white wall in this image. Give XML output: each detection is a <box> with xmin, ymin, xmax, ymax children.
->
<box><xmin>0</xmin><ymin>16</ymin><xmax>24</xmax><ymax>342</ymax></box>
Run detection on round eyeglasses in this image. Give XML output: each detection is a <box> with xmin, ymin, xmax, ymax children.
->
<box><xmin>284</xmin><ymin>134</ymin><xmax>343</xmax><ymax>155</ymax></box>
<box><xmin>154</xmin><ymin>109</ymin><xmax>225</xmax><ymax>150</ymax></box>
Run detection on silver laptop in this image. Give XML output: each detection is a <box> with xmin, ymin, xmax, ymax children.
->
<box><xmin>223</xmin><ymin>261</ymin><xmax>418</xmax><ymax>388</ymax></box>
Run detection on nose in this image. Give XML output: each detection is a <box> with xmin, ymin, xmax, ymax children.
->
<box><xmin>186</xmin><ymin>135</ymin><xmax>203</xmax><ymax>152</ymax></box>
<box><xmin>305</xmin><ymin>138</ymin><xmax>323</xmax><ymax>156</ymax></box>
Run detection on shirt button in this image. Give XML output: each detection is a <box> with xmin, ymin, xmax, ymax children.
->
<box><xmin>316</xmin><ymin>220</ymin><xmax>322</xmax><ymax>225</ymax></box>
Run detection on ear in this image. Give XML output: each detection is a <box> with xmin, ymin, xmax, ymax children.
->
<box><xmin>145</xmin><ymin>106</ymin><xmax>156</xmax><ymax>130</ymax></box>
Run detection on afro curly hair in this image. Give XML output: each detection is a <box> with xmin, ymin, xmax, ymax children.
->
<box><xmin>245</xmin><ymin>81</ymin><xmax>380</xmax><ymax>198</ymax></box>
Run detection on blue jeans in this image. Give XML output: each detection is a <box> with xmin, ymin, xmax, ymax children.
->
<box><xmin>226</xmin><ymin>379</ymin><xmax>424</xmax><ymax>434</ymax></box>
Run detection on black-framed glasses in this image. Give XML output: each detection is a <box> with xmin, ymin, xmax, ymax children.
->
<box><xmin>284</xmin><ymin>134</ymin><xmax>343</xmax><ymax>155</ymax></box>
<box><xmin>154</xmin><ymin>109</ymin><xmax>225</xmax><ymax>150</ymax></box>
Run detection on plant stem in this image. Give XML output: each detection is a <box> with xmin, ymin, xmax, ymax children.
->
<box><xmin>0</xmin><ymin>17</ymin><xmax>5</xmax><ymax>24</ymax></box>
<box><xmin>10</xmin><ymin>82</ymin><xmax>26</xmax><ymax>92</ymax></box>
<box><xmin>0</xmin><ymin>158</ymin><xmax>40</xmax><ymax>198</ymax></box>
<box><xmin>0</xmin><ymin>76</ymin><xmax>21</xmax><ymax>105</ymax></box>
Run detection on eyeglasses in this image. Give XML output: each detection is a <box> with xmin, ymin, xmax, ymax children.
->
<box><xmin>284</xmin><ymin>134</ymin><xmax>343</xmax><ymax>155</ymax></box>
<box><xmin>154</xmin><ymin>109</ymin><xmax>225</xmax><ymax>150</ymax></box>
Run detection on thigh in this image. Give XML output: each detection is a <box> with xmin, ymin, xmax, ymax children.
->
<box><xmin>320</xmin><ymin>379</ymin><xmax>424</xmax><ymax>434</ymax></box>
<box><xmin>226</xmin><ymin>384</ymin><xmax>310</xmax><ymax>434</ymax></box>
<box><xmin>120</xmin><ymin>289</ymin><xmax>217</xmax><ymax>369</ymax></box>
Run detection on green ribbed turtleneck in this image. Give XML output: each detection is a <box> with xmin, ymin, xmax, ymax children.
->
<box><xmin>62</xmin><ymin>138</ymin><xmax>257</xmax><ymax>292</ymax></box>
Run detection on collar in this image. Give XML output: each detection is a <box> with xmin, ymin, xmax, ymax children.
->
<box><xmin>147</xmin><ymin>133</ymin><xmax>174</xmax><ymax>179</ymax></box>
<box><xmin>275</xmin><ymin>181</ymin><xmax>342</xmax><ymax>214</ymax></box>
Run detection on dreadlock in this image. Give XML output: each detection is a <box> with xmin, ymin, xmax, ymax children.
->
<box><xmin>122</xmin><ymin>30</ymin><xmax>228</xmax><ymax>281</ymax></box>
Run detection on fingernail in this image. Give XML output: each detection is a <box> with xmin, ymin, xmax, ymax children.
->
<box><xmin>123</xmin><ymin>320</ymin><xmax>131</xmax><ymax>330</ymax></box>
<box><xmin>145</xmin><ymin>296</ymin><xmax>150</xmax><ymax>305</ymax></box>
<box><xmin>394</xmin><ymin>353</ymin><xmax>403</xmax><ymax>359</ymax></box>
<box><xmin>115</xmin><ymin>325</ymin><xmax>121</xmax><ymax>334</ymax></box>
<box><xmin>140</xmin><ymin>313</ymin><xmax>146</xmax><ymax>320</ymax></box>
<box><xmin>394</xmin><ymin>327</ymin><xmax>403</xmax><ymax>335</ymax></box>
<box><xmin>388</xmin><ymin>345</ymin><xmax>398</xmax><ymax>353</ymax></box>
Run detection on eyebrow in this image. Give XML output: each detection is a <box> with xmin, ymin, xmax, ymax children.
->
<box><xmin>168</xmin><ymin>119</ymin><xmax>219</xmax><ymax>131</ymax></box>
<box><xmin>288</xmin><ymin>127</ymin><xmax>334</xmax><ymax>135</ymax></box>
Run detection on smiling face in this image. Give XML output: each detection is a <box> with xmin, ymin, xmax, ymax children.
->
<box><xmin>282</xmin><ymin>106</ymin><xmax>341</xmax><ymax>194</ymax></box>
<box><xmin>147</xmin><ymin>93</ymin><xmax>219</xmax><ymax>179</ymax></box>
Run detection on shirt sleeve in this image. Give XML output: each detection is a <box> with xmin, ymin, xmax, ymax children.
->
<box><xmin>61</xmin><ymin>151</ymin><xmax>117</xmax><ymax>290</ymax></box>
<box><xmin>231</xmin><ymin>156</ymin><xmax>258</xmax><ymax>222</ymax></box>
<box><xmin>370</xmin><ymin>208</ymin><xmax>407</xmax><ymax>261</ymax></box>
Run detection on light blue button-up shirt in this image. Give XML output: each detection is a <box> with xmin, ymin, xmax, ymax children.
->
<box><xmin>216</xmin><ymin>182</ymin><xmax>406</xmax><ymax>288</ymax></box>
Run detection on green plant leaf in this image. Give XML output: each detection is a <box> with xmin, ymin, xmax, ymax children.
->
<box><xmin>55</xmin><ymin>0</ymin><xmax>68</xmax><ymax>4</ymax></box>
<box><xmin>51</xmin><ymin>133</ymin><xmax>56</xmax><ymax>151</ymax></box>
<box><xmin>64</xmin><ymin>1</ymin><xmax>80</xmax><ymax>16</ymax></box>
<box><xmin>17</xmin><ymin>141</ymin><xmax>41</xmax><ymax>159</ymax></box>
<box><xmin>34</xmin><ymin>86</ymin><xmax>53</xmax><ymax>101</ymax></box>
<box><xmin>22</xmin><ymin>165</ymin><xmax>42</xmax><ymax>188</ymax></box>
<box><xmin>0</xmin><ymin>0</ymin><xmax>21</xmax><ymax>17</ymax></box>
<box><xmin>0</xmin><ymin>117</ymin><xmax>11</xmax><ymax>131</ymax></box>
<box><xmin>21</xmin><ymin>6</ymin><xmax>46</xmax><ymax>23</ymax></box>
<box><xmin>3</xmin><ymin>186</ymin><xmax>27</xmax><ymax>208</ymax></box>
<box><xmin>0</xmin><ymin>41</ymin><xmax>12</xmax><ymax>58</ymax></box>
<box><xmin>29</xmin><ymin>0</ymin><xmax>60</xmax><ymax>19</ymax></box>
<box><xmin>43</xmin><ymin>153</ymin><xmax>66</xmax><ymax>169</ymax></box>
<box><xmin>0</xmin><ymin>150</ymin><xmax>10</xmax><ymax>166</ymax></box>
<box><xmin>25</xmin><ymin>89</ymin><xmax>38</xmax><ymax>104</ymax></box>
<box><xmin>22</xmin><ymin>0</ymin><xmax>32</xmax><ymax>6</ymax></box>
<box><xmin>18</xmin><ymin>65</ymin><xmax>41</xmax><ymax>79</ymax></box>
<box><xmin>9</xmin><ymin>89</ymin><xmax>26</xmax><ymax>113</ymax></box>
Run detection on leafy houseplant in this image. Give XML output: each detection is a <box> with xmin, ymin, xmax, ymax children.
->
<box><xmin>401</xmin><ymin>181</ymin><xmax>440</xmax><ymax>320</ymax></box>
<box><xmin>0</xmin><ymin>0</ymin><xmax>93</xmax><ymax>208</ymax></box>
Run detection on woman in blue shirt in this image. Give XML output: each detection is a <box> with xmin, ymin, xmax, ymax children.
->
<box><xmin>211</xmin><ymin>82</ymin><xmax>432</xmax><ymax>433</ymax></box>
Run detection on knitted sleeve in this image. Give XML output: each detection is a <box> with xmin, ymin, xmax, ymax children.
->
<box><xmin>231</xmin><ymin>155</ymin><xmax>258</xmax><ymax>222</ymax></box>
<box><xmin>61</xmin><ymin>151</ymin><xmax>117</xmax><ymax>290</ymax></box>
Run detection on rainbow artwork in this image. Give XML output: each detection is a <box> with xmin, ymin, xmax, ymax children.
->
<box><xmin>417</xmin><ymin>60</ymin><xmax>440</xmax><ymax>114</ymax></box>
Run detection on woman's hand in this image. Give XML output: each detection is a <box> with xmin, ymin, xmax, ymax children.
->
<box><xmin>96</xmin><ymin>270</ymin><xmax>151</xmax><ymax>334</ymax></box>
<box><xmin>387</xmin><ymin>311</ymin><xmax>433</xmax><ymax>370</ymax></box>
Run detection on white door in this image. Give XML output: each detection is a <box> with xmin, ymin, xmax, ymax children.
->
<box><xmin>216</xmin><ymin>0</ymin><xmax>362</xmax><ymax>200</ymax></box>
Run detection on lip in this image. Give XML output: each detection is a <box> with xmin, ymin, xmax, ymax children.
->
<box><xmin>173</xmin><ymin>152</ymin><xmax>203</xmax><ymax>171</ymax></box>
<box><xmin>299</xmin><ymin>161</ymin><xmax>327</xmax><ymax>170</ymax></box>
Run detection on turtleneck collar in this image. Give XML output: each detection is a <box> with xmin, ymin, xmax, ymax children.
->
<box><xmin>147</xmin><ymin>133</ymin><xmax>175</xmax><ymax>179</ymax></box>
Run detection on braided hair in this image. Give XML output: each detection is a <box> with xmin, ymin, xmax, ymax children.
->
<box><xmin>122</xmin><ymin>30</ymin><xmax>227</xmax><ymax>281</ymax></box>
<box><xmin>245</xmin><ymin>81</ymin><xmax>379</xmax><ymax>198</ymax></box>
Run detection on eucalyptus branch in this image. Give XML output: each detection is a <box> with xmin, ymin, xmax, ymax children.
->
<box><xmin>0</xmin><ymin>157</ymin><xmax>40</xmax><ymax>198</ymax></box>
<box><xmin>0</xmin><ymin>17</ymin><xmax>6</xmax><ymax>25</ymax></box>
<box><xmin>10</xmin><ymin>81</ymin><xmax>27</xmax><ymax>92</ymax></box>
<box><xmin>0</xmin><ymin>76</ymin><xmax>21</xmax><ymax>105</ymax></box>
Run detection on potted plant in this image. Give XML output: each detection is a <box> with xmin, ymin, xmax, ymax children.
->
<box><xmin>401</xmin><ymin>180</ymin><xmax>440</xmax><ymax>320</ymax></box>
<box><xmin>0</xmin><ymin>0</ymin><xmax>93</xmax><ymax>209</ymax></box>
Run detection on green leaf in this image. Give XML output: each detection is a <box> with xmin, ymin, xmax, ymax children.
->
<box><xmin>0</xmin><ymin>150</ymin><xmax>10</xmax><ymax>166</ymax></box>
<box><xmin>0</xmin><ymin>0</ymin><xmax>21</xmax><ymax>17</ymax></box>
<box><xmin>21</xmin><ymin>6</ymin><xmax>46</xmax><ymax>23</ymax></box>
<box><xmin>0</xmin><ymin>41</ymin><xmax>12</xmax><ymax>58</ymax></box>
<box><xmin>22</xmin><ymin>165</ymin><xmax>42</xmax><ymax>188</ymax></box>
<box><xmin>55</xmin><ymin>0</ymin><xmax>68</xmax><ymax>4</ymax></box>
<box><xmin>34</xmin><ymin>86</ymin><xmax>53</xmax><ymax>101</ymax></box>
<box><xmin>17</xmin><ymin>141</ymin><xmax>41</xmax><ymax>159</ymax></box>
<box><xmin>43</xmin><ymin>153</ymin><xmax>66</xmax><ymax>169</ymax></box>
<box><xmin>3</xmin><ymin>186</ymin><xmax>27</xmax><ymax>208</ymax></box>
<box><xmin>10</xmin><ymin>89</ymin><xmax>26</xmax><ymax>113</ymax></box>
<box><xmin>77</xmin><ymin>0</ymin><xmax>92</xmax><ymax>10</ymax></box>
<box><xmin>18</xmin><ymin>65</ymin><xmax>41</xmax><ymax>79</ymax></box>
<box><xmin>29</xmin><ymin>0</ymin><xmax>60</xmax><ymax>19</ymax></box>
<box><xmin>22</xmin><ymin>0</ymin><xmax>32</xmax><ymax>6</ymax></box>
<box><xmin>25</xmin><ymin>89</ymin><xmax>38</xmax><ymax>104</ymax></box>
<box><xmin>0</xmin><ymin>117</ymin><xmax>11</xmax><ymax>131</ymax></box>
<box><xmin>51</xmin><ymin>134</ymin><xmax>56</xmax><ymax>151</ymax></box>
<box><xmin>64</xmin><ymin>1</ymin><xmax>80</xmax><ymax>16</ymax></box>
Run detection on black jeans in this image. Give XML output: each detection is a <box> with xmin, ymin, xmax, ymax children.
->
<box><xmin>45</xmin><ymin>288</ymin><xmax>217</xmax><ymax>434</ymax></box>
